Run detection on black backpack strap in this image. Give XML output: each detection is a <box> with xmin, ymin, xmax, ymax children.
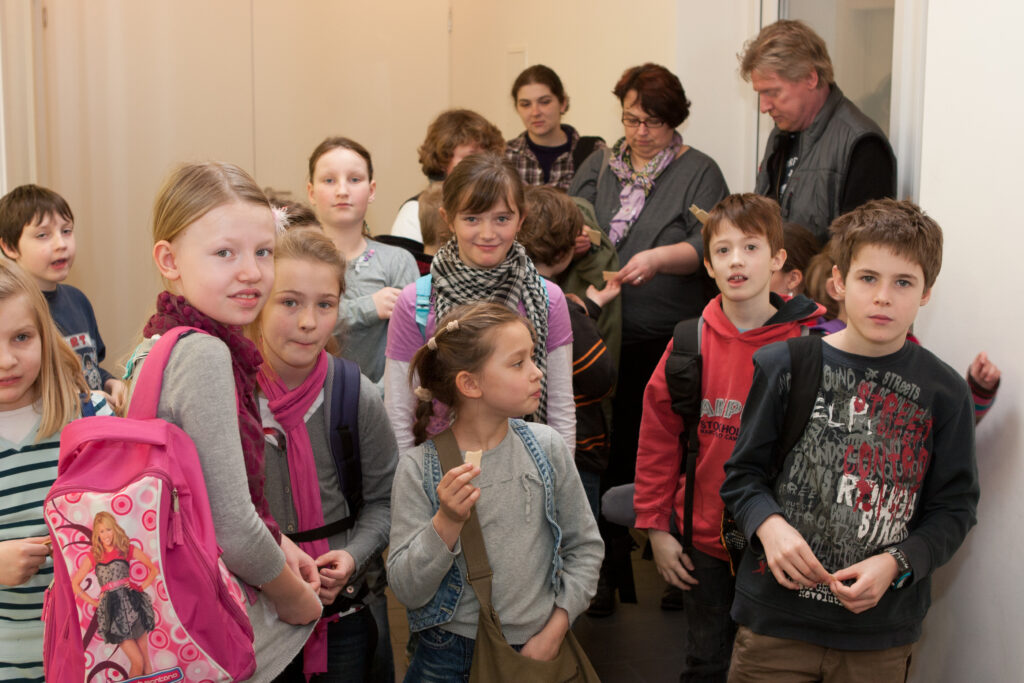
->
<box><xmin>331</xmin><ymin>357</ymin><xmax>363</xmax><ymax>515</ymax></box>
<box><xmin>664</xmin><ymin>316</ymin><xmax>703</xmax><ymax>553</ymax></box>
<box><xmin>776</xmin><ymin>335</ymin><xmax>824</xmax><ymax>467</ymax></box>
<box><xmin>572</xmin><ymin>136</ymin><xmax>603</xmax><ymax>171</ymax></box>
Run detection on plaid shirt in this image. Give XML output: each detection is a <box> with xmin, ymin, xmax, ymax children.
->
<box><xmin>505</xmin><ymin>124</ymin><xmax>604</xmax><ymax>191</ymax></box>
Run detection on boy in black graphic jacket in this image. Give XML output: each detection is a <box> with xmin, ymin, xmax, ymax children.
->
<box><xmin>721</xmin><ymin>199</ymin><xmax>979</xmax><ymax>681</ymax></box>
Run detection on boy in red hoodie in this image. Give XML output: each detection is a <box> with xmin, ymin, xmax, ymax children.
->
<box><xmin>633</xmin><ymin>193</ymin><xmax>823</xmax><ymax>682</ymax></box>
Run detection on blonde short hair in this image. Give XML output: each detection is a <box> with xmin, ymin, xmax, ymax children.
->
<box><xmin>739</xmin><ymin>20</ymin><xmax>834</xmax><ymax>87</ymax></box>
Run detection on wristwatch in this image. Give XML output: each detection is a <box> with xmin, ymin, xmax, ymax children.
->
<box><xmin>885</xmin><ymin>546</ymin><xmax>913</xmax><ymax>589</ymax></box>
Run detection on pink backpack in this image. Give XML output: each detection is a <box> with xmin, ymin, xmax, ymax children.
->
<box><xmin>43</xmin><ymin>328</ymin><xmax>256</xmax><ymax>682</ymax></box>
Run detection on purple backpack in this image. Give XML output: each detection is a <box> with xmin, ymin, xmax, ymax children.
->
<box><xmin>43</xmin><ymin>328</ymin><xmax>256</xmax><ymax>682</ymax></box>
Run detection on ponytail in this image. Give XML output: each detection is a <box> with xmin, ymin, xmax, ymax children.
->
<box><xmin>408</xmin><ymin>302</ymin><xmax>532</xmax><ymax>445</ymax></box>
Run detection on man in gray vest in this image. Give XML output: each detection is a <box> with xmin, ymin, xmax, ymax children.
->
<box><xmin>741</xmin><ymin>20</ymin><xmax>895</xmax><ymax>244</ymax></box>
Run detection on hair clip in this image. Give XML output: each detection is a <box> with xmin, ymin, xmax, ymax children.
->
<box><xmin>272</xmin><ymin>206</ymin><xmax>290</xmax><ymax>234</ymax></box>
<box><xmin>426</xmin><ymin>319</ymin><xmax>460</xmax><ymax>350</ymax></box>
<box><xmin>414</xmin><ymin>386</ymin><xmax>433</xmax><ymax>402</ymax></box>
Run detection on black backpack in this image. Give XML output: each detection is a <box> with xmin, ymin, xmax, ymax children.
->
<box><xmin>571</xmin><ymin>136</ymin><xmax>604</xmax><ymax>171</ymax></box>
<box><xmin>664</xmin><ymin>317</ymin><xmax>823</xmax><ymax>572</ymax></box>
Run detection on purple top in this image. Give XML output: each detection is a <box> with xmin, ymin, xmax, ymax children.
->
<box><xmin>386</xmin><ymin>278</ymin><xmax>573</xmax><ymax>361</ymax></box>
<box><xmin>386</xmin><ymin>278</ymin><xmax>574</xmax><ymax>439</ymax></box>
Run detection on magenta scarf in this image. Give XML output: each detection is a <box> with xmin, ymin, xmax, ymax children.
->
<box><xmin>144</xmin><ymin>291</ymin><xmax>281</xmax><ymax>542</ymax></box>
<box><xmin>257</xmin><ymin>351</ymin><xmax>330</xmax><ymax>678</ymax></box>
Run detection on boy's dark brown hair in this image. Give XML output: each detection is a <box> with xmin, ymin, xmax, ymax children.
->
<box><xmin>702</xmin><ymin>193</ymin><xmax>784</xmax><ymax>259</ymax></box>
<box><xmin>417</xmin><ymin>109</ymin><xmax>505</xmax><ymax>180</ymax></box>
<box><xmin>0</xmin><ymin>184</ymin><xmax>74</xmax><ymax>253</ymax></box>
<box><xmin>519</xmin><ymin>187</ymin><xmax>582</xmax><ymax>266</ymax></box>
<box><xmin>830</xmin><ymin>198</ymin><xmax>943</xmax><ymax>289</ymax></box>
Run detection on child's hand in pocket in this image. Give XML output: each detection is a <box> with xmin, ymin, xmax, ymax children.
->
<box><xmin>521</xmin><ymin>608</ymin><xmax>569</xmax><ymax>661</ymax></box>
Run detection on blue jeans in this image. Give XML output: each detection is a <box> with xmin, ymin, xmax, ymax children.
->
<box><xmin>679</xmin><ymin>547</ymin><xmax>737</xmax><ymax>683</ymax></box>
<box><xmin>367</xmin><ymin>595</ymin><xmax>395</xmax><ymax>683</ymax></box>
<box><xmin>274</xmin><ymin>607</ymin><xmax>378</xmax><ymax>682</ymax></box>
<box><xmin>402</xmin><ymin>627</ymin><xmax>475</xmax><ymax>683</ymax></box>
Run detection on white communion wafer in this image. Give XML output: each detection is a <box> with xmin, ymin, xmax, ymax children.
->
<box><xmin>465</xmin><ymin>449</ymin><xmax>483</xmax><ymax>469</ymax></box>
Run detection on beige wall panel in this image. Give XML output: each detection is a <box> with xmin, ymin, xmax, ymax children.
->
<box><xmin>41</xmin><ymin>0</ymin><xmax>256</xmax><ymax>364</ymax></box>
<box><xmin>449</xmin><ymin>0</ymin><xmax>677</xmax><ymax>153</ymax></box>
<box><xmin>251</xmin><ymin>0</ymin><xmax>450</xmax><ymax>234</ymax></box>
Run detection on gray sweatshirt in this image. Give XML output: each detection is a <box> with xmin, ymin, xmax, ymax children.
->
<box><xmin>130</xmin><ymin>334</ymin><xmax>315</xmax><ymax>681</ymax></box>
<box><xmin>387</xmin><ymin>422</ymin><xmax>603</xmax><ymax>644</ymax></box>
<box><xmin>337</xmin><ymin>239</ymin><xmax>418</xmax><ymax>385</ymax></box>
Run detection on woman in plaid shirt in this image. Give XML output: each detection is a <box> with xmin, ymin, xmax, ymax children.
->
<box><xmin>505</xmin><ymin>65</ymin><xmax>605</xmax><ymax>192</ymax></box>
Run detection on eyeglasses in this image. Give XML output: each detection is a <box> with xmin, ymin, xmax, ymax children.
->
<box><xmin>621</xmin><ymin>114</ymin><xmax>667</xmax><ymax>130</ymax></box>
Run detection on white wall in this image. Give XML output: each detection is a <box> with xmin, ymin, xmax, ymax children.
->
<box><xmin>32</xmin><ymin>0</ymin><xmax>450</xmax><ymax>363</ymax></box>
<box><xmin>674</xmin><ymin>1</ymin><xmax>762</xmax><ymax>193</ymax></box>
<box><xmin>908</xmin><ymin>2</ymin><xmax>1023</xmax><ymax>681</ymax></box>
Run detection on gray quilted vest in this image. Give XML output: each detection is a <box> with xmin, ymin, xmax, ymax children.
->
<box><xmin>755</xmin><ymin>85</ymin><xmax>895</xmax><ymax>243</ymax></box>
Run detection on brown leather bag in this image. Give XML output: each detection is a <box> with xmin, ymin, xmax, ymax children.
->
<box><xmin>433</xmin><ymin>429</ymin><xmax>601</xmax><ymax>683</ymax></box>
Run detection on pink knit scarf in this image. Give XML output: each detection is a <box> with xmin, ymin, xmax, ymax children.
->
<box><xmin>257</xmin><ymin>351</ymin><xmax>330</xmax><ymax>678</ymax></box>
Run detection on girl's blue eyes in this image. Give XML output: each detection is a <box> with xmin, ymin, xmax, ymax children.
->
<box><xmin>14</xmin><ymin>333</ymin><xmax>32</xmax><ymax>343</ymax></box>
<box><xmin>215</xmin><ymin>248</ymin><xmax>272</xmax><ymax>258</ymax></box>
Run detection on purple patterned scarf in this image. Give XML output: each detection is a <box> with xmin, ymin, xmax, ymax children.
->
<box><xmin>607</xmin><ymin>132</ymin><xmax>683</xmax><ymax>245</ymax></box>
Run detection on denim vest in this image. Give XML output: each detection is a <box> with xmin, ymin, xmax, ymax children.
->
<box><xmin>406</xmin><ymin>419</ymin><xmax>566</xmax><ymax>632</ymax></box>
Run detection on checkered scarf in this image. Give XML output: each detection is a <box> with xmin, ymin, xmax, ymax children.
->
<box><xmin>431</xmin><ymin>239</ymin><xmax>551</xmax><ymax>422</ymax></box>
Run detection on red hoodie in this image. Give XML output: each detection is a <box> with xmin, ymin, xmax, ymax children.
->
<box><xmin>634</xmin><ymin>293</ymin><xmax>824</xmax><ymax>561</ymax></box>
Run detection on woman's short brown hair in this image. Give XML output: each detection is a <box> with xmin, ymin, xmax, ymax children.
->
<box><xmin>613</xmin><ymin>63</ymin><xmax>691</xmax><ymax>129</ymax></box>
<box><xmin>417</xmin><ymin>110</ymin><xmax>505</xmax><ymax>180</ymax></box>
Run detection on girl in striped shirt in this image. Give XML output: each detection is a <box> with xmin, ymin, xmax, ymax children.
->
<box><xmin>0</xmin><ymin>259</ymin><xmax>107</xmax><ymax>682</ymax></box>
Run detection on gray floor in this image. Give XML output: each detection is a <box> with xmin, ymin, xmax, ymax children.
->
<box><xmin>387</xmin><ymin>532</ymin><xmax>687</xmax><ymax>682</ymax></box>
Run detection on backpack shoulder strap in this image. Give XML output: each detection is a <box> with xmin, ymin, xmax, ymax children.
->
<box><xmin>79</xmin><ymin>392</ymin><xmax>96</xmax><ymax>417</ymax></box>
<box><xmin>330</xmin><ymin>357</ymin><xmax>363</xmax><ymax>515</ymax></box>
<box><xmin>595</xmin><ymin>147</ymin><xmax>612</xmax><ymax>194</ymax></box>
<box><xmin>777</xmin><ymin>335</ymin><xmax>824</xmax><ymax>460</ymax></box>
<box><xmin>572</xmin><ymin>136</ymin><xmax>602</xmax><ymax>171</ymax></box>
<box><xmin>665</xmin><ymin>317</ymin><xmax>703</xmax><ymax>417</ymax></box>
<box><xmin>415</xmin><ymin>274</ymin><xmax>432</xmax><ymax>340</ymax></box>
<box><xmin>663</xmin><ymin>316</ymin><xmax>703</xmax><ymax>553</ymax></box>
<box><xmin>126</xmin><ymin>327</ymin><xmax>203</xmax><ymax>420</ymax></box>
